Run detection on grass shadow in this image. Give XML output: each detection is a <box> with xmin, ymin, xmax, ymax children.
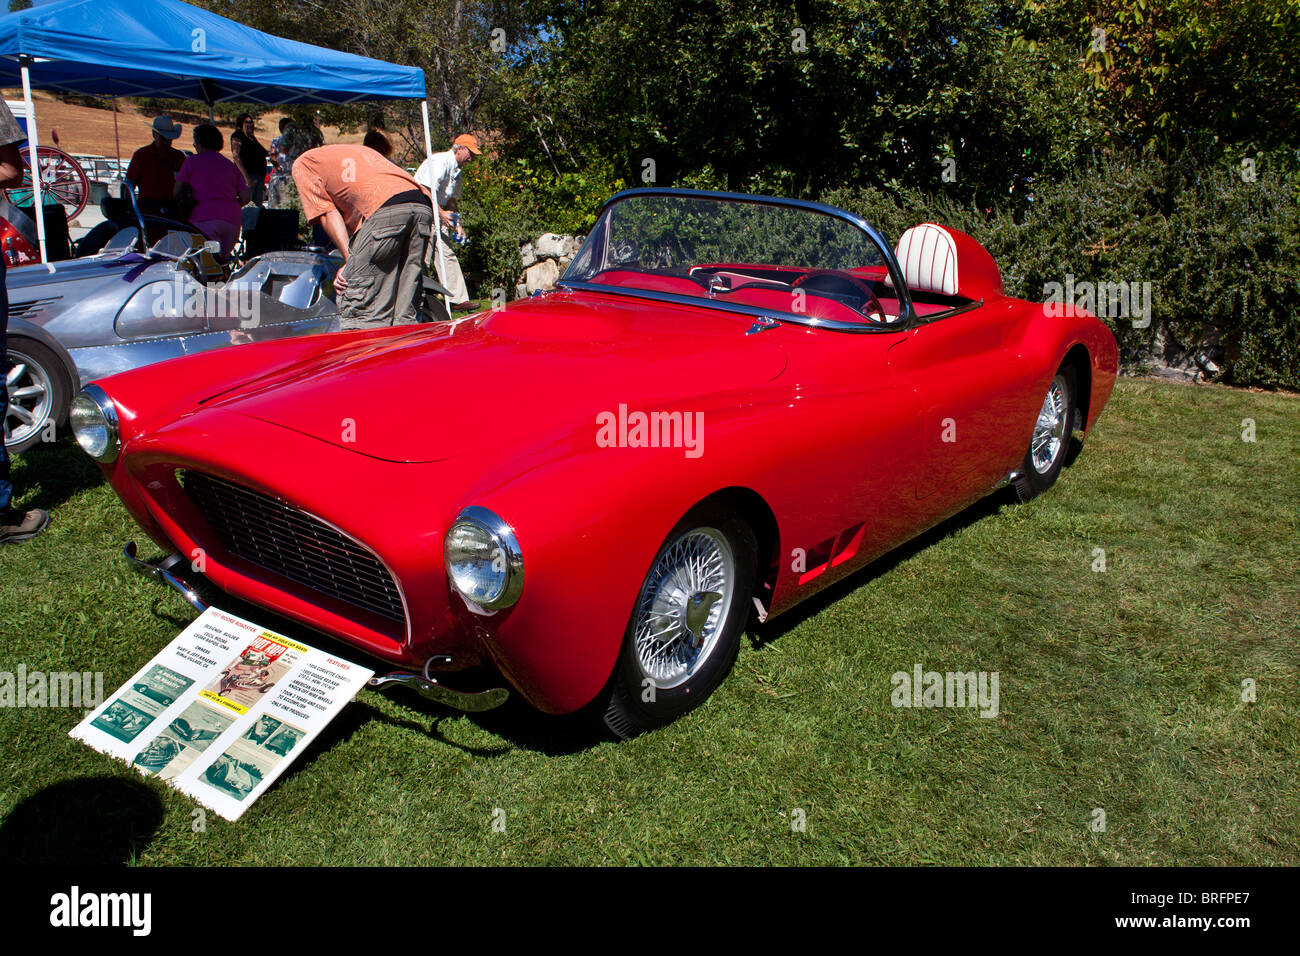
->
<box><xmin>751</xmin><ymin>487</ymin><xmax>1018</xmax><ymax>647</ymax></box>
<box><xmin>0</xmin><ymin>776</ymin><xmax>164</xmax><ymax>865</ymax></box>
<box><xmin>9</xmin><ymin>439</ymin><xmax>105</xmax><ymax>514</ymax></box>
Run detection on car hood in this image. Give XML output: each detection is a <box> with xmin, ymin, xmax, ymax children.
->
<box><xmin>203</xmin><ymin>292</ymin><xmax>789</xmax><ymax>463</ymax></box>
<box><xmin>5</xmin><ymin>255</ymin><xmax>146</xmax><ymax>295</ymax></box>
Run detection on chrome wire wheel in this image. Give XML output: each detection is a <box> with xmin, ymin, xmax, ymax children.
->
<box><xmin>632</xmin><ymin>527</ymin><xmax>737</xmax><ymax>690</ymax></box>
<box><xmin>4</xmin><ymin>347</ymin><xmax>55</xmax><ymax>450</ymax></box>
<box><xmin>1030</xmin><ymin>373</ymin><xmax>1069</xmax><ymax>475</ymax></box>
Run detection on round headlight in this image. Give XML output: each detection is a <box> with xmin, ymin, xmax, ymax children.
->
<box><xmin>69</xmin><ymin>385</ymin><xmax>120</xmax><ymax>463</ymax></box>
<box><xmin>444</xmin><ymin>506</ymin><xmax>523</xmax><ymax>611</ymax></box>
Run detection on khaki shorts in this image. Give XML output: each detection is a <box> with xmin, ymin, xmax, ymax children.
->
<box><xmin>337</xmin><ymin>202</ymin><xmax>434</xmax><ymax>330</ymax></box>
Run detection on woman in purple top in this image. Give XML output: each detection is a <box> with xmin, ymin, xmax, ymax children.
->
<box><xmin>175</xmin><ymin>123</ymin><xmax>250</xmax><ymax>257</ymax></box>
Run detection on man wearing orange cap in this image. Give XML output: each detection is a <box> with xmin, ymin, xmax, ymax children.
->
<box><xmin>414</xmin><ymin>133</ymin><xmax>480</xmax><ymax>309</ymax></box>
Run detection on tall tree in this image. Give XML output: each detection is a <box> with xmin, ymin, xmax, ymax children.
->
<box><xmin>509</xmin><ymin>0</ymin><xmax>1100</xmax><ymax>202</ymax></box>
<box><xmin>190</xmin><ymin>0</ymin><xmax>531</xmax><ymax>157</ymax></box>
<box><xmin>1080</xmin><ymin>0</ymin><xmax>1300</xmax><ymax>154</ymax></box>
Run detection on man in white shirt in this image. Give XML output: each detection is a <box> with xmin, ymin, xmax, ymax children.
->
<box><xmin>415</xmin><ymin>133</ymin><xmax>480</xmax><ymax>308</ymax></box>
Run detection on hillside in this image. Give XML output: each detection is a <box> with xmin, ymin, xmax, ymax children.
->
<box><xmin>0</xmin><ymin>89</ymin><xmax>366</xmax><ymax>161</ymax></box>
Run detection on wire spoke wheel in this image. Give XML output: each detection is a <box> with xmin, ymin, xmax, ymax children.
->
<box><xmin>3</xmin><ymin>146</ymin><xmax>90</xmax><ymax>220</ymax></box>
<box><xmin>632</xmin><ymin>527</ymin><xmax>737</xmax><ymax>690</ymax></box>
<box><xmin>1030</xmin><ymin>373</ymin><xmax>1068</xmax><ymax>475</ymax></box>
<box><xmin>1013</xmin><ymin>366</ymin><xmax>1076</xmax><ymax>503</ymax></box>
<box><xmin>600</xmin><ymin>507</ymin><xmax>756</xmax><ymax>738</ymax></box>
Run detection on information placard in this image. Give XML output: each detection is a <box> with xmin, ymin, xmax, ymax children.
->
<box><xmin>72</xmin><ymin>607</ymin><xmax>374</xmax><ymax>821</ymax></box>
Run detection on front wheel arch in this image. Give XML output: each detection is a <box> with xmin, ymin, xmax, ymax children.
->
<box><xmin>690</xmin><ymin>486</ymin><xmax>779</xmax><ymax>617</ymax></box>
<box><xmin>1061</xmin><ymin>343</ymin><xmax>1092</xmax><ymax>432</ymax></box>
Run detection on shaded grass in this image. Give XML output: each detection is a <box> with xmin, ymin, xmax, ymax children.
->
<box><xmin>1</xmin><ymin>377</ymin><xmax>1296</xmax><ymax>865</ymax></box>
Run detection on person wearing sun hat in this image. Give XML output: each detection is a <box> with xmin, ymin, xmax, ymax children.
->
<box><xmin>415</xmin><ymin>133</ymin><xmax>481</xmax><ymax>309</ymax></box>
<box><xmin>126</xmin><ymin>116</ymin><xmax>185</xmax><ymax>216</ymax></box>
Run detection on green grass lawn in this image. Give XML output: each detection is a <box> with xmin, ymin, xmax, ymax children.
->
<box><xmin>1</xmin><ymin>377</ymin><xmax>1296</xmax><ymax>865</ymax></box>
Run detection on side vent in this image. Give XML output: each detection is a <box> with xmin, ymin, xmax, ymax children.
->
<box><xmin>797</xmin><ymin>523</ymin><xmax>868</xmax><ymax>585</ymax></box>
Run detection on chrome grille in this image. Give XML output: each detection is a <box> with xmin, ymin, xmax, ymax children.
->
<box><xmin>178</xmin><ymin>470</ymin><xmax>405</xmax><ymax>623</ymax></box>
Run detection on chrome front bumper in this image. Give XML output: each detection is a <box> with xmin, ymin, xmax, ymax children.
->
<box><xmin>121</xmin><ymin>541</ymin><xmax>509</xmax><ymax>714</ymax></box>
<box><xmin>123</xmin><ymin>541</ymin><xmax>210</xmax><ymax>612</ymax></box>
<box><xmin>367</xmin><ymin>671</ymin><xmax>509</xmax><ymax>713</ymax></box>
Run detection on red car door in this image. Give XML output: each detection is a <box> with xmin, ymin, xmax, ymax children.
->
<box><xmin>886</xmin><ymin>302</ymin><xmax>1034</xmax><ymax>506</ymax></box>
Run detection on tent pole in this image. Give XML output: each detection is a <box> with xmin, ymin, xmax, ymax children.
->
<box><xmin>112</xmin><ymin>95</ymin><xmax>121</xmax><ymax>166</ymax></box>
<box><xmin>18</xmin><ymin>56</ymin><xmax>50</xmax><ymax>269</ymax></box>
<box><xmin>420</xmin><ymin>99</ymin><xmax>432</xmax><ymax>163</ymax></box>
<box><xmin>419</xmin><ymin>98</ymin><xmax>444</xmax><ymax>309</ymax></box>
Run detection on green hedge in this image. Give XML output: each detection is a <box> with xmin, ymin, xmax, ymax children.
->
<box><xmin>823</xmin><ymin>153</ymin><xmax>1300</xmax><ymax>389</ymax></box>
<box><xmin>457</xmin><ymin>157</ymin><xmax>624</xmax><ymax>299</ymax></box>
<box><xmin>458</xmin><ymin>151</ymin><xmax>1299</xmax><ymax>389</ymax></box>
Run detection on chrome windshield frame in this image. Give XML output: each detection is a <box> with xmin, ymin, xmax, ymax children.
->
<box><xmin>557</xmin><ymin>187</ymin><xmax>918</xmax><ymax>332</ymax></box>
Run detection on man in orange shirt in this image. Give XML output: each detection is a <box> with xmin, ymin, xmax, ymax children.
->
<box><xmin>291</xmin><ymin>144</ymin><xmax>434</xmax><ymax>329</ymax></box>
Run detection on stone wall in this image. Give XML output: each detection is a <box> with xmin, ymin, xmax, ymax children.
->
<box><xmin>517</xmin><ymin>233</ymin><xmax>583</xmax><ymax>299</ymax></box>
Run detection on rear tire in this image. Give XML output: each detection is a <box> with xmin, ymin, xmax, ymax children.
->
<box><xmin>599</xmin><ymin>505</ymin><xmax>756</xmax><ymax>738</ymax></box>
<box><xmin>1013</xmin><ymin>367</ymin><xmax>1075</xmax><ymax>502</ymax></box>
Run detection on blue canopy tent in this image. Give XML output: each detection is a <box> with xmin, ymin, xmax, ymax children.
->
<box><xmin>0</xmin><ymin>0</ymin><xmax>432</xmax><ymax>260</ymax></box>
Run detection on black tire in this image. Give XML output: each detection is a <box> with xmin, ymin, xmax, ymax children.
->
<box><xmin>1013</xmin><ymin>366</ymin><xmax>1076</xmax><ymax>502</ymax></box>
<box><xmin>599</xmin><ymin>505</ymin><xmax>757</xmax><ymax>739</ymax></box>
<box><xmin>4</xmin><ymin>338</ymin><xmax>72</xmax><ymax>456</ymax></box>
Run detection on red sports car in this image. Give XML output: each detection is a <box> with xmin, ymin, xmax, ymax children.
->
<box><xmin>71</xmin><ymin>189</ymin><xmax>1116</xmax><ymax>737</ymax></box>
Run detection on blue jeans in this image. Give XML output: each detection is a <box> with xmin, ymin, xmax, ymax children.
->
<box><xmin>1</xmin><ymin>255</ymin><xmax>11</xmax><ymax>517</ymax></box>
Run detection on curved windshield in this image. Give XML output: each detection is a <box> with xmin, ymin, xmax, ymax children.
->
<box><xmin>561</xmin><ymin>191</ymin><xmax>904</xmax><ymax>326</ymax></box>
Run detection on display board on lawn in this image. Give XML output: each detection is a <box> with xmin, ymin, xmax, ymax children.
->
<box><xmin>71</xmin><ymin>607</ymin><xmax>373</xmax><ymax>821</ymax></box>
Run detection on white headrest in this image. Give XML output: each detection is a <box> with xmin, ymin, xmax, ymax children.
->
<box><xmin>896</xmin><ymin>223</ymin><xmax>959</xmax><ymax>296</ymax></box>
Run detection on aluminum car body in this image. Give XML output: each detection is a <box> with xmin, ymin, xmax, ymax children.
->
<box><xmin>4</xmin><ymin>239</ymin><xmax>340</xmax><ymax>453</ymax></box>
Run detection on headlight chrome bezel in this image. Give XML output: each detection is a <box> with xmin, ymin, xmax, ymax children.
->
<box><xmin>444</xmin><ymin>505</ymin><xmax>524</xmax><ymax>611</ymax></box>
<box><xmin>69</xmin><ymin>384</ymin><xmax>121</xmax><ymax>463</ymax></box>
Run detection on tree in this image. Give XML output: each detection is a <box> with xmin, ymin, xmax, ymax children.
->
<box><xmin>507</xmin><ymin>0</ymin><xmax>1101</xmax><ymax>204</ymax></box>
<box><xmin>1080</xmin><ymin>0</ymin><xmax>1300</xmax><ymax>155</ymax></box>
<box><xmin>189</xmin><ymin>0</ymin><xmax>532</xmax><ymax>161</ymax></box>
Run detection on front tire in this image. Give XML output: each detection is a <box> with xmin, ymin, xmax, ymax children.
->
<box><xmin>4</xmin><ymin>339</ymin><xmax>72</xmax><ymax>455</ymax></box>
<box><xmin>600</xmin><ymin>506</ymin><xmax>756</xmax><ymax>738</ymax></box>
<box><xmin>1013</xmin><ymin>367</ymin><xmax>1075</xmax><ymax>502</ymax></box>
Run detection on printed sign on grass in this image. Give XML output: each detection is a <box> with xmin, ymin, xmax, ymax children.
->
<box><xmin>72</xmin><ymin>607</ymin><xmax>374</xmax><ymax>821</ymax></box>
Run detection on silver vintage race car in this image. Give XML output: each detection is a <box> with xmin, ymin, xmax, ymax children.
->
<box><xmin>4</xmin><ymin>222</ymin><xmax>342</xmax><ymax>454</ymax></box>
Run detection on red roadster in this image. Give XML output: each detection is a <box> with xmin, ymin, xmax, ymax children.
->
<box><xmin>72</xmin><ymin>189</ymin><xmax>1116</xmax><ymax>737</ymax></box>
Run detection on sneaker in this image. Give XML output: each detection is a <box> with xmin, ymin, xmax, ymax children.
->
<box><xmin>0</xmin><ymin>508</ymin><xmax>50</xmax><ymax>544</ymax></box>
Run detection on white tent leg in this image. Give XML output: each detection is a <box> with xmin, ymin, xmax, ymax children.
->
<box><xmin>420</xmin><ymin>99</ymin><xmax>433</xmax><ymax>163</ymax></box>
<box><xmin>419</xmin><ymin>99</ymin><xmax>449</xmax><ymax>313</ymax></box>
<box><xmin>19</xmin><ymin>58</ymin><xmax>51</xmax><ymax>270</ymax></box>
